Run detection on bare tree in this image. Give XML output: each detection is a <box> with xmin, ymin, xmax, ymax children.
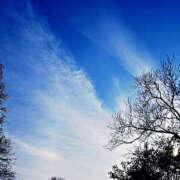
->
<box><xmin>108</xmin><ymin>57</ymin><xmax>180</xmax><ymax>149</ymax></box>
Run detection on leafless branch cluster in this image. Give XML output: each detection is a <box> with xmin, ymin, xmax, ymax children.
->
<box><xmin>108</xmin><ymin>57</ymin><xmax>180</xmax><ymax>149</ymax></box>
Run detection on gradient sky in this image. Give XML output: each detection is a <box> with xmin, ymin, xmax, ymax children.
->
<box><xmin>1</xmin><ymin>0</ymin><xmax>180</xmax><ymax>179</ymax></box>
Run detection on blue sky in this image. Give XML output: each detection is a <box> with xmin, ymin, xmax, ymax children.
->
<box><xmin>1</xmin><ymin>0</ymin><xmax>180</xmax><ymax>179</ymax></box>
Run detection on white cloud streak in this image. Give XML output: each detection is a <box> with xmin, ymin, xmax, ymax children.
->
<box><xmin>76</xmin><ymin>11</ymin><xmax>155</xmax><ymax>76</ymax></box>
<box><xmin>3</xmin><ymin>4</ymin><xmax>124</xmax><ymax>180</ymax></box>
<box><xmin>14</xmin><ymin>138</ymin><xmax>60</xmax><ymax>161</ymax></box>
<box><xmin>2</xmin><ymin>2</ymin><xmax>157</xmax><ymax>180</ymax></box>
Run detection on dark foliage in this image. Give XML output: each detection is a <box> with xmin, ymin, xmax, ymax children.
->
<box><xmin>50</xmin><ymin>177</ymin><xmax>65</xmax><ymax>180</ymax></box>
<box><xmin>109</xmin><ymin>138</ymin><xmax>180</xmax><ymax>180</ymax></box>
<box><xmin>0</xmin><ymin>64</ymin><xmax>15</xmax><ymax>180</ymax></box>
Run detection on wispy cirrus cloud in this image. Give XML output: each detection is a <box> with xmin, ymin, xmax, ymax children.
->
<box><xmin>0</xmin><ymin>2</ymin><xmax>124</xmax><ymax>180</ymax></box>
<box><xmin>0</xmin><ymin>1</ymin><xmax>157</xmax><ymax>180</ymax></box>
<box><xmin>14</xmin><ymin>138</ymin><xmax>60</xmax><ymax>161</ymax></box>
<box><xmin>74</xmin><ymin>4</ymin><xmax>156</xmax><ymax>76</ymax></box>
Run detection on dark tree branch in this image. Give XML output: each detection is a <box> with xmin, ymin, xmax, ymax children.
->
<box><xmin>108</xmin><ymin>57</ymin><xmax>180</xmax><ymax>149</ymax></box>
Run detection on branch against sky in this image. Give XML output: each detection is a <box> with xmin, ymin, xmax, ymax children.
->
<box><xmin>108</xmin><ymin>57</ymin><xmax>180</xmax><ymax>149</ymax></box>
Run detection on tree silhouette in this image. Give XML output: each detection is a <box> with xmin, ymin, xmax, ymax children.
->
<box><xmin>108</xmin><ymin>58</ymin><xmax>180</xmax><ymax>149</ymax></box>
<box><xmin>109</xmin><ymin>137</ymin><xmax>180</xmax><ymax>180</ymax></box>
<box><xmin>50</xmin><ymin>177</ymin><xmax>65</xmax><ymax>180</ymax></box>
<box><xmin>0</xmin><ymin>64</ymin><xmax>15</xmax><ymax>179</ymax></box>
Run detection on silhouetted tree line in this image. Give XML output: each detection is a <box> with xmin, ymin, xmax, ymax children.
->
<box><xmin>50</xmin><ymin>177</ymin><xmax>65</xmax><ymax>180</ymax></box>
<box><xmin>109</xmin><ymin>137</ymin><xmax>180</xmax><ymax>179</ymax></box>
<box><xmin>108</xmin><ymin>57</ymin><xmax>180</xmax><ymax>179</ymax></box>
